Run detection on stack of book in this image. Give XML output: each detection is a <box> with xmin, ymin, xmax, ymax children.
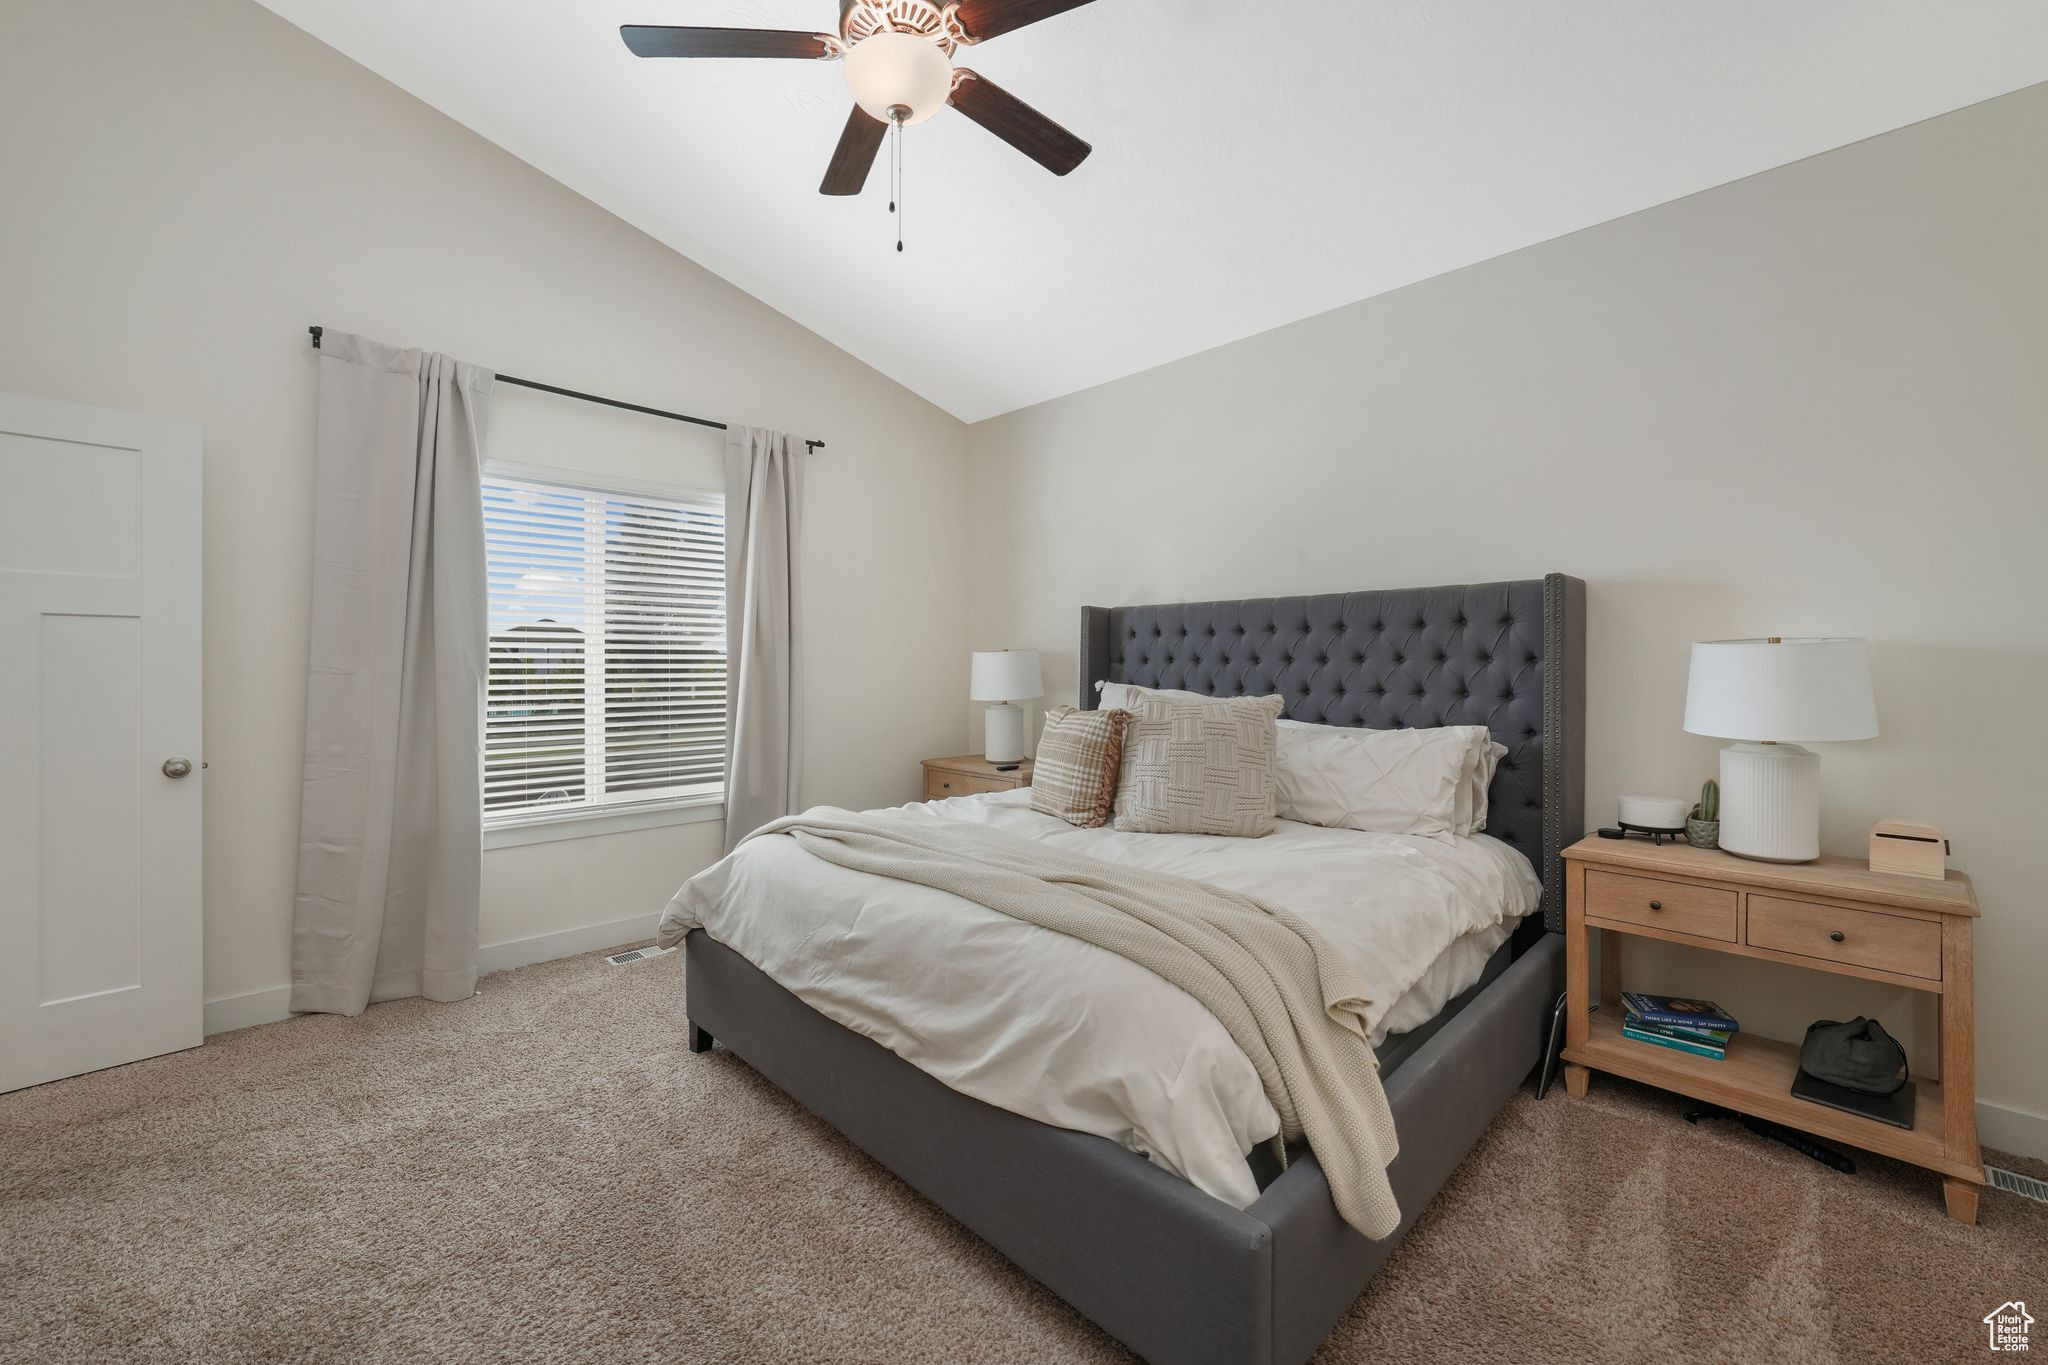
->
<box><xmin>1620</xmin><ymin>991</ymin><xmax>1739</xmax><ymax>1060</ymax></box>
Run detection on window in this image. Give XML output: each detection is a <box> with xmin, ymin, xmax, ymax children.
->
<box><xmin>482</xmin><ymin>471</ymin><xmax>726</xmax><ymax>826</ymax></box>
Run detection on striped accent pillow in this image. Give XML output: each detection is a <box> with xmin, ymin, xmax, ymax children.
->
<box><xmin>1029</xmin><ymin>706</ymin><xmax>1133</xmax><ymax>828</ymax></box>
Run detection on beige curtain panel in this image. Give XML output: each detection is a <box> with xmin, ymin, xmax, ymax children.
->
<box><xmin>290</xmin><ymin>330</ymin><xmax>491</xmax><ymax>1015</ymax></box>
<box><xmin>722</xmin><ymin>426</ymin><xmax>805</xmax><ymax>851</ymax></box>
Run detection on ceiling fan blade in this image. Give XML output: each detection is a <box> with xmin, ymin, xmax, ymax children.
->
<box><xmin>951</xmin><ymin>0</ymin><xmax>1097</xmax><ymax>43</ymax></box>
<box><xmin>821</xmin><ymin>106</ymin><xmax>888</xmax><ymax>196</ymax></box>
<box><xmin>620</xmin><ymin>26</ymin><xmax>830</xmax><ymax>60</ymax></box>
<box><xmin>947</xmin><ymin>71</ymin><xmax>1091</xmax><ymax>176</ymax></box>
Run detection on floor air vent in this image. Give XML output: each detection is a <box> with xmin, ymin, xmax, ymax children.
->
<box><xmin>606</xmin><ymin>946</ymin><xmax>672</xmax><ymax>966</ymax></box>
<box><xmin>1987</xmin><ymin>1165</ymin><xmax>2048</xmax><ymax>1205</ymax></box>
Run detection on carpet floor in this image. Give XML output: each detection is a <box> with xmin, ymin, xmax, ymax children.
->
<box><xmin>2</xmin><ymin>947</ymin><xmax>2040</xmax><ymax>1364</ymax></box>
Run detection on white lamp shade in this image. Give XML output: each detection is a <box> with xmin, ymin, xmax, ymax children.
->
<box><xmin>969</xmin><ymin>649</ymin><xmax>1042</xmax><ymax>702</ymax></box>
<box><xmin>1683</xmin><ymin>638</ymin><xmax>1878</xmax><ymax>742</ymax></box>
<box><xmin>843</xmin><ymin>32</ymin><xmax>953</xmax><ymax>126</ymax></box>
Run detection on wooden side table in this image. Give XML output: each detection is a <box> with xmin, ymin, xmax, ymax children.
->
<box><xmin>1558</xmin><ymin>836</ymin><xmax>1984</xmax><ymax>1222</ymax></box>
<box><xmin>921</xmin><ymin>754</ymin><xmax>1034</xmax><ymax>803</ymax></box>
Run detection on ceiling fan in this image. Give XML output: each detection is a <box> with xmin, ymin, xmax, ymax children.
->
<box><xmin>621</xmin><ymin>1</ymin><xmax>1097</xmax><ymax>199</ymax></box>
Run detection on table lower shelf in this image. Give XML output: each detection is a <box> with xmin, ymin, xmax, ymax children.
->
<box><xmin>1563</xmin><ymin>1009</ymin><xmax>1981</xmax><ymax>1183</ymax></box>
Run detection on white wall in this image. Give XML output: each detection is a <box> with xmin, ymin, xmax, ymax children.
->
<box><xmin>0</xmin><ymin>0</ymin><xmax>972</xmax><ymax>1019</ymax></box>
<box><xmin>967</xmin><ymin>86</ymin><xmax>2048</xmax><ymax>1151</ymax></box>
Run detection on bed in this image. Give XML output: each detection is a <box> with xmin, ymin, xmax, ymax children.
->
<box><xmin>673</xmin><ymin>575</ymin><xmax>1585</xmax><ymax>1365</ymax></box>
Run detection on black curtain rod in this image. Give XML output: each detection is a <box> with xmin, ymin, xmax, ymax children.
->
<box><xmin>308</xmin><ymin>326</ymin><xmax>824</xmax><ymax>452</ymax></box>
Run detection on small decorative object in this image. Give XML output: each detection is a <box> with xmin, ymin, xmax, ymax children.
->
<box><xmin>1868</xmin><ymin>818</ymin><xmax>1950</xmax><ymax>880</ymax></box>
<box><xmin>1616</xmin><ymin>794</ymin><xmax>1688</xmax><ymax>843</ymax></box>
<box><xmin>1683</xmin><ymin>636</ymin><xmax>1879</xmax><ymax>863</ymax></box>
<box><xmin>970</xmin><ymin>649</ymin><xmax>1043</xmax><ymax>764</ymax></box>
<box><xmin>1686</xmin><ymin>778</ymin><xmax>1720</xmax><ymax>849</ymax></box>
<box><xmin>1799</xmin><ymin>1017</ymin><xmax>1908</xmax><ymax>1094</ymax></box>
<box><xmin>1793</xmin><ymin>1016</ymin><xmax>1916</xmax><ymax>1130</ymax></box>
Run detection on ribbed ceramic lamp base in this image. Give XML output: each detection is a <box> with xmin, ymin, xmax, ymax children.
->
<box><xmin>983</xmin><ymin>703</ymin><xmax>1028</xmax><ymax>763</ymax></box>
<box><xmin>1718</xmin><ymin>741</ymin><xmax>1820</xmax><ymax>862</ymax></box>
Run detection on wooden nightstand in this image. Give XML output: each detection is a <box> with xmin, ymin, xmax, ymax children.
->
<box><xmin>921</xmin><ymin>754</ymin><xmax>1034</xmax><ymax>803</ymax></box>
<box><xmin>1559</xmin><ymin>836</ymin><xmax>1984</xmax><ymax>1222</ymax></box>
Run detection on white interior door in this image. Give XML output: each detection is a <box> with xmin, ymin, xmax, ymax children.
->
<box><xmin>0</xmin><ymin>392</ymin><xmax>202</xmax><ymax>1092</ymax></box>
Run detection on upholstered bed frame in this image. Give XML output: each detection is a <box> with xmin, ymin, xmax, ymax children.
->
<box><xmin>683</xmin><ymin>575</ymin><xmax>1585</xmax><ymax>1365</ymax></box>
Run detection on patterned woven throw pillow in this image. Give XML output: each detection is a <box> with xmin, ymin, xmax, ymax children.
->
<box><xmin>1029</xmin><ymin>706</ymin><xmax>1133</xmax><ymax>828</ymax></box>
<box><xmin>1114</xmin><ymin>693</ymin><xmax>1285</xmax><ymax>837</ymax></box>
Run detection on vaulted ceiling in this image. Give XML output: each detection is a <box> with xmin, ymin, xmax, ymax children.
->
<box><xmin>256</xmin><ymin>1</ymin><xmax>2048</xmax><ymax>422</ymax></box>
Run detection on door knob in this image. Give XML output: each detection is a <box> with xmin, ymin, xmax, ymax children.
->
<box><xmin>162</xmin><ymin>758</ymin><xmax>194</xmax><ymax>779</ymax></box>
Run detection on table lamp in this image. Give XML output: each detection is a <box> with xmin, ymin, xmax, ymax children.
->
<box><xmin>970</xmin><ymin>649</ymin><xmax>1042</xmax><ymax>764</ymax></box>
<box><xmin>1682</xmin><ymin>637</ymin><xmax>1878</xmax><ymax>862</ymax></box>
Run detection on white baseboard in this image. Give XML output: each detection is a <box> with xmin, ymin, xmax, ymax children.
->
<box><xmin>1980</xmin><ymin>1100</ymin><xmax>2048</xmax><ymax>1163</ymax></box>
<box><xmin>202</xmin><ymin>985</ymin><xmax>296</xmax><ymax>1037</ymax></box>
<box><xmin>202</xmin><ymin>911</ymin><xmax>663</xmax><ymax>1037</ymax></box>
<box><xmin>476</xmin><ymin>911</ymin><xmax>662</xmax><ymax>976</ymax></box>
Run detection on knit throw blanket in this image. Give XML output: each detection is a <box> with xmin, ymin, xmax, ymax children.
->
<box><xmin>744</xmin><ymin>809</ymin><xmax>1403</xmax><ymax>1238</ymax></box>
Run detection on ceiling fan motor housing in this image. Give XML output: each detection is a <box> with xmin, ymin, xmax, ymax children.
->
<box><xmin>838</xmin><ymin>1</ymin><xmax>969</xmax><ymax>53</ymax></box>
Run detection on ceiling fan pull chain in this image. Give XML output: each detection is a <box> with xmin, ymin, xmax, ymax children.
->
<box><xmin>894</xmin><ymin>116</ymin><xmax>906</xmax><ymax>253</ymax></box>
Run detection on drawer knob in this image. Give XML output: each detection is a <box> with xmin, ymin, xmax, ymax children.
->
<box><xmin>1647</xmin><ymin>899</ymin><xmax>1662</xmax><ymax>911</ymax></box>
<box><xmin>1830</xmin><ymin>930</ymin><xmax>1846</xmax><ymax>943</ymax></box>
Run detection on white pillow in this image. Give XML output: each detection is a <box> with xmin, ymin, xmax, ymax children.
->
<box><xmin>1455</xmin><ymin>734</ymin><xmax>1509</xmax><ymax>836</ymax></box>
<box><xmin>1272</xmin><ymin>719</ymin><xmax>1480</xmax><ymax>843</ymax></box>
<box><xmin>1098</xmin><ymin>680</ymin><xmax>1221</xmax><ymax>712</ymax></box>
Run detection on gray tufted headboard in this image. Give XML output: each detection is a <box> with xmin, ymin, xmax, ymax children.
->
<box><xmin>1081</xmin><ymin>575</ymin><xmax>1585</xmax><ymax>936</ymax></box>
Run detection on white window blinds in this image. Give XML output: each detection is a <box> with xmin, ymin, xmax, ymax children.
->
<box><xmin>482</xmin><ymin>473</ymin><xmax>726</xmax><ymax>824</ymax></box>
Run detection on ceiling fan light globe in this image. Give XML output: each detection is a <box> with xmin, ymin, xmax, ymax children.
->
<box><xmin>844</xmin><ymin>32</ymin><xmax>952</xmax><ymax>126</ymax></box>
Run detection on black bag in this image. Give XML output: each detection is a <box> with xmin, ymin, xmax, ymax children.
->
<box><xmin>1799</xmin><ymin>1017</ymin><xmax>1908</xmax><ymax>1096</ymax></box>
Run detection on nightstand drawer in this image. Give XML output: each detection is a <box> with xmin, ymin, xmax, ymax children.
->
<box><xmin>924</xmin><ymin>772</ymin><xmax>1014</xmax><ymax>801</ymax></box>
<box><xmin>1746</xmin><ymin>895</ymin><xmax>1941</xmax><ymax>980</ymax></box>
<box><xmin>922</xmin><ymin>756</ymin><xmax>1034</xmax><ymax>803</ymax></box>
<box><xmin>1585</xmin><ymin>869</ymin><xmax>1737</xmax><ymax>941</ymax></box>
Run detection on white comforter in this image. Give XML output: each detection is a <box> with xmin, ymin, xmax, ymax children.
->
<box><xmin>659</xmin><ymin>789</ymin><xmax>1540</xmax><ymax>1210</ymax></box>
